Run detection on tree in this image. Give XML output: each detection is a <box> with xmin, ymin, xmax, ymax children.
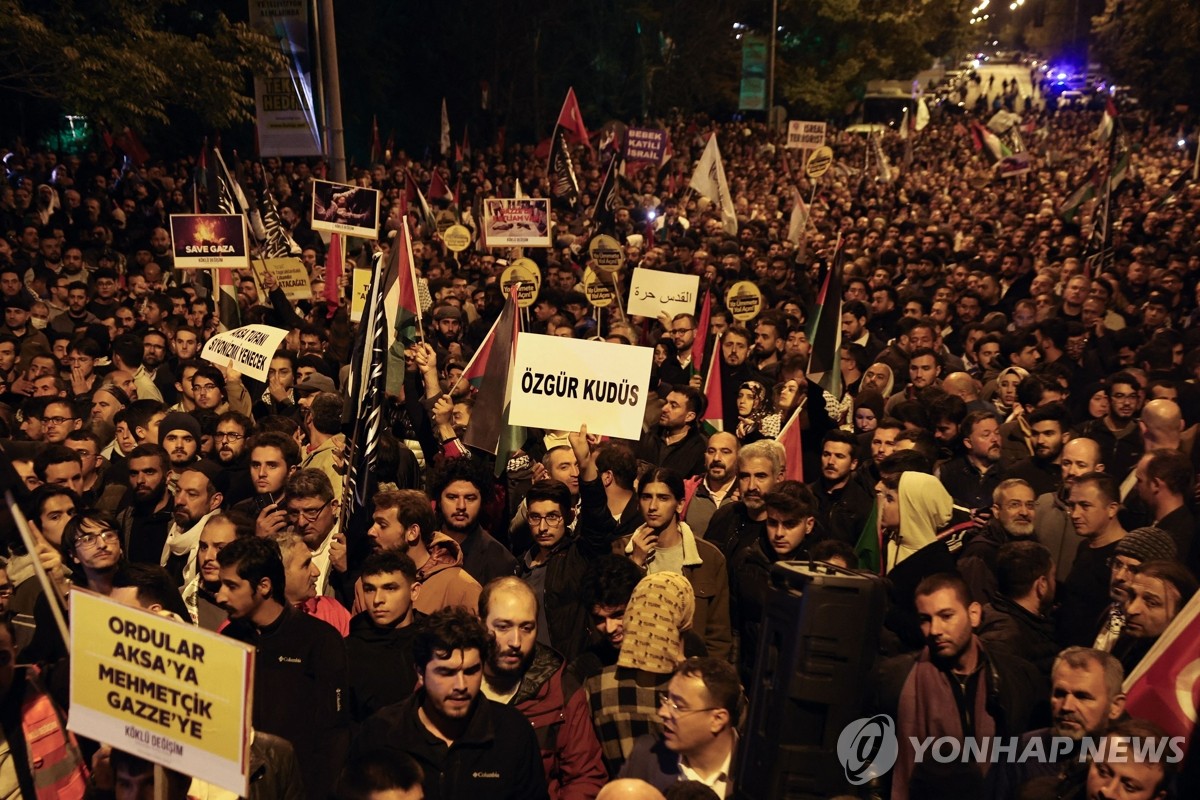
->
<box><xmin>772</xmin><ymin>0</ymin><xmax>970</xmax><ymax>117</ymax></box>
<box><xmin>0</xmin><ymin>0</ymin><xmax>284</xmax><ymax>130</ymax></box>
<box><xmin>1092</xmin><ymin>0</ymin><xmax>1200</xmax><ymax>112</ymax></box>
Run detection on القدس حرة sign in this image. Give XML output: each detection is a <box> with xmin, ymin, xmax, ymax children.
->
<box><xmin>68</xmin><ymin>591</ymin><xmax>255</xmax><ymax>796</ymax></box>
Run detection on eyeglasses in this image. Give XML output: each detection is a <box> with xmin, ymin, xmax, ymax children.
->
<box><xmin>284</xmin><ymin>500</ymin><xmax>331</xmax><ymax>522</ymax></box>
<box><xmin>658</xmin><ymin>693</ymin><xmax>718</xmax><ymax>715</ymax></box>
<box><xmin>215</xmin><ymin>432</ymin><xmax>245</xmax><ymax>441</ymax></box>
<box><xmin>528</xmin><ymin>512</ymin><xmax>564</xmax><ymax>527</ymax></box>
<box><xmin>193</xmin><ymin>382</ymin><xmax>219</xmax><ymax>393</ymax></box>
<box><xmin>43</xmin><ymin>416</ymin><xmax>75</xmax><ymax>426</ymax></box>
<box><xmin>78</xmin><ymin>530</ymin><xmax>119</xmax><ymax>548</ymax></box>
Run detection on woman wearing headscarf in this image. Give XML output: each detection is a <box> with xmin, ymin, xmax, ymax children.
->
<box><xmin>733</xmin><ymin>380</ymin><xmax>770</xmax><ymax>443</ymax></box>
<box><xmin>581</xmin><ymin>572</ymin><xmax>694</xmax><ymax>777</ymax></box>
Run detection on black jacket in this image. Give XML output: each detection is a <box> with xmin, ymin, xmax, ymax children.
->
<box><xmin>977</xmin><ymin>595</ymin><xmax>1059</xmax><ymax>680</ymax></box>
<box><xmin>345</xmin><ymin>611</ymin><xmax>422</xmax><ymax>723</ymax></box>
<box><xmin>809</xmin><ymin>475</ymin><xmax>874</xmax><ymax>545</ymax></box>
<box><xmin>635</xmin><ymin>425</ymin><xmax>707</xmax><ymax>477</ymax></box>
<box><xmin>223</xmin><ymin>605</ymin><xmax>350</xmax><ymax>800</ymax></box>
<box><xmin>353</xmin><ymin>691</ymin><xmax>549</xmax><ymax>800</ymax></box>
<box><xmin>521</xmin><ymin>479</ymin><xmax>616</xmax><ymax>662</ymax></box>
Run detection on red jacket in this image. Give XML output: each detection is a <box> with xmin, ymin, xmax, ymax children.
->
<box><xmin>513</xmin><ymin>645</ymin><xmax>607</xmax><ymax>800</ymax></box>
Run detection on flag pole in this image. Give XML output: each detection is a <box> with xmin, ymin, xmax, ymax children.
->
<box><xmin>400</xmin><ymin>218</ymin><xmax>425</xmax><ymax>344</ymax></box>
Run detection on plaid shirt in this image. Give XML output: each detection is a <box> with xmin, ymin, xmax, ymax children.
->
<box><xmin>583</xmin><ymin>665</ymin><xmax>669</xmax><ymax>776</ymax></box>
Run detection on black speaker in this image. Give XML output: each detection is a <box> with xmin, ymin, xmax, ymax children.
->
<box><xmin>735</xmin><ymin>561</ymin><xmax>886</xmax><ymax>800</ymax></box>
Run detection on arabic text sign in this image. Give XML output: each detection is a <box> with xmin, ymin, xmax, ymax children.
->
<box><xmin>351</xmin><ymin>268</ymin><xmax>372</xmax><ymax>323</ymax></box>
<box><xmin>201</xmin><ymin>324</ymin><xmax>290</xmax><ymax>382</ymax></box>
<box><xmin>169</xmin><ymin>215</ymin><xmax>249</xmax><ymax>269</ymax></box>
<box><xmin>627</xmin><ymin>268</ymin><xmax>700</xmax><ymax>320</ymax></box>
<box><xmin>69</xmin><ymin>591</ymin><xmax>254</xmax><ymax>796</ymax></box>
<box><xmin>509</xmin><ymin>334</ymin><xmax>653</xmax><ymax>441</ymax></box>
<box><xmin>625</xmin><ymin>128</ymin><xmax>666</xmax><ymax>162</ymax></box>
<box><xmin>786</xmin><ymin>120</ymin><xmax>827</xmax><ymax>149</ymax></box>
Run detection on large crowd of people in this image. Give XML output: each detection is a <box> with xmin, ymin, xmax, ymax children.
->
<box><xmin>0</xmin><ymin>80</ymin><xmax>1199</xmax><ymax>800</ymax></box>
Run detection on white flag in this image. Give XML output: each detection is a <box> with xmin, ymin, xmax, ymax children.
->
<box><xmin>898</xmin><ymin>108</ymin><xmax>909</xmax><ymax>141</ymax></box>
<box><xmin>787</xmin><ymin>189</ymin><xmax>807</xmax><ymax>245</ymax></box>
<box><xmin>689</xmin><ymin>134</ymin><xmax>737</xmax><ymax>235</ymax></box>
<box><xmin>915</xmin><ymin>97</ymin><xmax>930</xmax><ymax>131</ymax></box>
<box><xmin>440</xmin><ymin>98</ymin><xmax>451</xmax><ymax>156</ymax></box>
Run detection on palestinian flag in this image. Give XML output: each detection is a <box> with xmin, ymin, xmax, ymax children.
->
<box><xmin>805</xmin><ymin>244</ymin><xmax>845</xmax><ymax>398</ymax></box>
<box><xmin>700</xmin><ymin>333</ymin><xmax>724</xmax><ymax>434</ymax></box>
<box><xmin>1059</xmin><ymin>170</ymin><xmax>1098</xmax><ymax>223</ymax></box>
<box><xmin>691</xmin><ymin>288</ymin><xmax>712</xmax><ymax>377</ymax></box>
<box><xmin>854</xmin><ymin>503</ymin><xmax>882</xmax><ymax>574</ymax></box>
<box><xmin>776</xmin><ymin>409</ymin><xmax>804</xmax><ymax>483</ymax></box>
<box><xmin>462</xmin><ymin>284</ymin><xmax>524</xmax><ymax>474</ymax></box>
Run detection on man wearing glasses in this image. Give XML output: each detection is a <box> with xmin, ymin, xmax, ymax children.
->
<box><xmin>40</xmin><ymin>399</ymin><xmax>80</xmax><ymax>444</ymax></box>
<box><xmin>275</xmin><ymin>468</ymin><xmax>342</xmax><ymax>599</ymax></box>
<box><xmin>619</xmin><ymin>657</ymin><xmax>741</xmax><ymax>798</ymax></box>
<box><xmin>213</xmin><ymin>411</ymin><xmax>255</xmax><ymax>507</ymax></box>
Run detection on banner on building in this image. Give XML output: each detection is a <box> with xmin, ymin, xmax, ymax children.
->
<box><xmin>248</xmin><ymin>0</ymin><xmax>322</xmax><ymax>157</ymax></box>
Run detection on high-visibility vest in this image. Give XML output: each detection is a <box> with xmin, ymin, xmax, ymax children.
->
<box><xmin>19</xmin><ymin>671</ymin><xmax>90</xmax><ymax>800</ymax></box>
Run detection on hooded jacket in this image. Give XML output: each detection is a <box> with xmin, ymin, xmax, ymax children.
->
<box><xmin>352</xmin><ymin>533</ymin><xmax>482</xmax><ymax>617</ymax></box>
<box><xmin>345</xmin><ymin>610</ymin><xmax>422</xmax><ymax>723</ymax></box>
<box><xmin>885</xmin><ymin>472</ymin><xmax>953</xmax><ymax>571</ymax></box>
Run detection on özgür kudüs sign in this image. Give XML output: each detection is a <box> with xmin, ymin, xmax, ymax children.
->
<box><xmin>508</xmin><ymin>334</ymin><xmax>653</xmax><ymax>442</ymax></box>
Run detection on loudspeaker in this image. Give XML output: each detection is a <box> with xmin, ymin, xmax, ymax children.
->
<box><xmin>735</xmin><ymin>561</ymin><xmax>886</xmax><ymax>800</ymax></box>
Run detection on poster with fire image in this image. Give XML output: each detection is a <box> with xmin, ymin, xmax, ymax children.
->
<box><xmin>169</xmin><ymin>214</ymin><xmax>250</xmax><ymax>269</ymax></box>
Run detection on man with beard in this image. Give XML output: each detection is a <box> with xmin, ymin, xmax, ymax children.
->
<box><xmin>1074</xmin><ymin>372</ymin><xmax>1145</xmax><ymax>481</ymax></box>
<box><xmin>213</xmin><ymin>411</ymin><xmax>255</xmax><ymax>507</ymax></box>
<box><xmin>1092</xmin><ymin>527</ymin><xmax>1177</xmax><ymax>653</ymax></box>
<box><xmin>717</xmin><ymin>326</ymin><xmax>769</xmax><ymax>431</ymax></box>
<box><xmin>162</xmin><ymin>461</ymin><xmax>225</xmax><ymax>586</ymax></box>
<box><xmin>958</xmin><ymin>479</ymin><xmax>1039</xmax><ymax>602</ymax></box>
<box><xmin>363</xmin><ymin>488</ymin><xmax>481</xmax><ymax>615</ymax></box>
<box><xmin>115</xmin><ymin>443</ymin><xmax>174</xmax><ymax>566</ymax></box>
<box><xmin>636</xmin><ymin>386</ymin><xmax>707</xmax><ymax>478</ymax></box>
<box><xmin>351</xmin><ymin>607</ymin><xmax>548</xmax><ymax>800</ymax></box>
<box><xmin>1036</xmin><ymin>437</ymin><xmax>1106</xmax><ymax>582</ymax></box>
<box><xmin>478</xmin><ymin>577</ymin><xmax>606</xmax><ymax>799</ymax></box>
<box><xmin>430</xmin><ymin>458</ymin><xmax>517</xmax><ymax>587</ymax></box>
<box><xmin>274</xmin><ymin>530</ymin><xmax>351</xmax><ymax>635</ymax></box>
<box><xmin>233</xmin><ymin>431</ymin><xmax>300</xmax><ymax>518</ymax></box>
<box><xmin>704</xmin><ymin>440</ymin><xmax>784</xmax><ymax>562</ymax></box>
<box><xmin>872</xmin><ymin>574</ymin><xmax>1042</xmax><ymax>800</ymax></box>
<box><xmin>1133</xmin><ymin>449</ymin><xmax>1196</xmax><ymax>565</ymax></box>
<box><xmin>976</xmin><ymin>541</ymin><xmax>1058</xmax><ymax>680</ymax></box>
<box><xmin>940</xmin><ymin>410</ymin><xmax>1005</xmax><ymax>510</ymax></box>
<box><xmin>751</xmin><ymin>314</ymin><xmax>788</xmax><ymax>381</ymax></box>
<box><xmin>345</xmin><ymin>550</ymin><xmax>423</xmax><ymax>722</ymax></box>
<box><xmin>983</xmin><ymin>648</ymin><xmax>1126</xmax><ymax>799</ymax></box>
<box><xmin>141</xmin><ymin>328</ymin><xmax>177</xmax><ymax>404</ymax></box>
<box><xmin>807</xmin><ymin>430</ymin><xmax>872</xmax><ymax>544</ymax></box>
<box><xmin>181</xmin><ymin>512</ymin><xmax>248</xmax><ymax>630</ymax></box>
<box><xmin>682</xmin><ymin>432</ymin><xmax>739</xmax><ymax>539</ymax></box>
<box><xmin>1007</xmin><ymin>402</ymin><xmax>1069</xmax><ymax>496</ymax></box>
<box><xmin>1109</xmin><ymin>559</ymin><xmax>1197</xmax><ymax>674</ymax></box>
<box><xmin>158</xmin><ymin>411</ymin><xmax>201</xmax><ymax>494</ymax></box>
<box><xmin>217</xmin><ymin>537</ymin><xmax>349</xmax><ymax>800</ymax></box>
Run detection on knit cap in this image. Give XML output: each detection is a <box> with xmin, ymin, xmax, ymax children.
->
<box><xmin>1115</xmin><ymin>527</ymin><xmax>1177</xmax><ymax>564</ymax></box>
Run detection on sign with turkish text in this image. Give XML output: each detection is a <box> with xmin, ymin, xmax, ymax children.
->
<box><xmin>69</xmin><ymin>591</ymin><xmax>254</xmax><ymax>796</ymax></box>
<box><xmin>261</xmin><ymin>257</ymin><xmax>312</xmax><ymax>301</ymax></box>
<box><xmin>201</xmin><ymin>324</ymin><xmax>290</xmax><ymax>382</ymax></box>
<box><xmin>483</xmin><ymin>199</ymin><xmax>552</xmax><ymax>247</ymax></box>
<box><xmin>509</xmin><ymin>334</ymin><xmax>653</xmax><ymax>441</ymax></box>
<box><xmin>787</xmin><ymin>120</ymin><xmax>827</xmax><ymax>149</ymax></box>
<box><xmin>624</xmin><ymin>128</ymin><xmax>667</xmax><ymax>163</ymax></box>
<box><xmin>248</xmin><ymin>0</ymin><xmax>322</xmax><ymax>157</ymax></box>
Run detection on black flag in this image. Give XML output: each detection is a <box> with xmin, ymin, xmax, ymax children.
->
<box><xmin>547</xmin><ymin>127</ymin><xmax>580</xmax><ymax>209</ymax></box>
<box><xmin>591</xmin><ymin>153</ymin><xmax>622</xmax><ymax>233</ymax></box>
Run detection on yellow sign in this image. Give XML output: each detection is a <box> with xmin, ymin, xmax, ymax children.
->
<box><xmin>725</xmin><ymin>280</ymin><xmax>764</xmax><ymax>321</ymax></box>
<box><xmin>69</xmin><ymin>591</ymin><xmax>254</xmax><ymax>796</ymax></box>
<box><xmin>510</xmin><ymin>258</ymin><xmax>542</xmax><ymax>293</ymax></box>
<box><xmin>442</xmin><ymin>224</ymin><xmax>472</xmax><ymax>252</ymax></box>
<box><xmin>261</xmin><ymin>257</ymin><xmax>312</xmax><ymax>301</ymax></box>
<box><xmin>351</xmin><ymin>267</ymin><xmax>372</xmax><ymax>323</ymax></box>
<box><xmin>500</xmin><ymin>263</ymin><xmax>539</xmax><ymax>308</ymax></box>
<box><xmin>587</xmin><ymin>234</ymin><xmax>623</xmax><ymax>273</ymax></box>
<box><xmin>583</xmin><ymin>267</ymin><xmax>615</xmax><ymax>308</ymax></box>
<box><xmin>805</xmin><ymin>146</ymin><xmax>834</xmax><ymax>180</ymax></box>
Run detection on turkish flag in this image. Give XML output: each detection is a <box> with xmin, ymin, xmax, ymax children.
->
<box><xmin>1124</xmin><ymin>592</ymin><xmax>1200</xmax><ymax>743</ymax></box>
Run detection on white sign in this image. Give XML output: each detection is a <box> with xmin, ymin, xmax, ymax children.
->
<box><xmin>509</xmin><ymin>334</ymin><xmax>653</xmax><ymax>442</ymax></box>
<box><xmin>786</xmin><ymin>120</ymin><xmax>827</xmax><ymax>149</ymax></box>
<box><xmin>627</xmin><ymin>268</ymin><xmax>700</xmax><ymax>320</ymax></box>
<box><xmin>201</xmin><ymin>324</ymin><xmax>289</xmax><ymax>383</ymax></box>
